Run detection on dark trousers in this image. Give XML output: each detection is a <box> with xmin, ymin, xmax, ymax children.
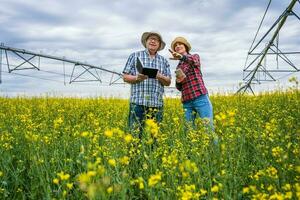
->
<box><xmin>128</xmin><ymin>103</ymin><xmax>163</xmax><ymax>137</ymax></box>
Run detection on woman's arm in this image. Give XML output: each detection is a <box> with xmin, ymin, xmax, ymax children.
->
<box><xmin>181</xmin><ymin>54</ymin><xmax>201</xmax><ymax>68</ymax></box>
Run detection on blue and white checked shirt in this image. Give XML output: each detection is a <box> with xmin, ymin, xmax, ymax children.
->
<box><xmin>123</xmin><ymin>49</ymin><xmax>171</xmax><ymax>107</ymax></box>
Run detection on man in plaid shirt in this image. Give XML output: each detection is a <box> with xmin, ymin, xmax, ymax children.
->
<box><xmin>123</xmin><ymin>31</ymin><xmax>171</xmax><ymax>135</ymax></box>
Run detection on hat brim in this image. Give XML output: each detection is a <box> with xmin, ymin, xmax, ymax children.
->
<box><xmin>171</xmin><ymin>37</ymin><xmax>191</xmax><ymax>52</ymax></box>
<box><xmin>141</xmin><ymin>32</ymin><xmax>166</xmax><ymax>51</ymax></box>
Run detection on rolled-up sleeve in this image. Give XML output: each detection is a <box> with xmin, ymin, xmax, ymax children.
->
<box><xmin>181</xmin><ymin>54</ymin><xmax>201</xmax><ymax>68</ymax></box>
<box><xmin>123</xmin><ymin>53</ymin><xmax>136</xmax><ymax>75</ymax></box>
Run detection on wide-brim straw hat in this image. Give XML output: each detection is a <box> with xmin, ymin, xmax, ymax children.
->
<box><xmin>141</xmin><ymin>31</ymin><xmax>166</xmax><ymax>51</ymax></box>
<box><xmin>171</xmin><ymin>36</ymin><xmax>191</xmax><ymax>52</ymax></box>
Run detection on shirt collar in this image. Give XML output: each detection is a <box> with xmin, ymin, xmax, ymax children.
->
<box><xmin>144</xmin><ymin>49</ymin><xmax>158</xmax><ymax>59</ymax></box>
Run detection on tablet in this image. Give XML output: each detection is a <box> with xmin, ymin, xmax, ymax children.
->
<box><xmin>136</xmin><ymin>57</ymin><xmax>158</xmax><ymax>78</ymax></box>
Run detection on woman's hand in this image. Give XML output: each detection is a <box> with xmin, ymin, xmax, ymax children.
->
<box><xmin>169</xmin><ymin>49</ymin><xmax>183</xmax><ymax>60</ymax></box>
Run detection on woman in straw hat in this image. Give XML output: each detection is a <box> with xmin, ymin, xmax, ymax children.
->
<box><xmin>169</xmin><ymin>36</ymin><xmax>214</xmax><ymax>130</ymax></box>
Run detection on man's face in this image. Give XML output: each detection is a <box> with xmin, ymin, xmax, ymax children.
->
<box><xmin>146</xmin><ymin>35</ymin><xmax>160</xmax><ymax>52</ymax></box>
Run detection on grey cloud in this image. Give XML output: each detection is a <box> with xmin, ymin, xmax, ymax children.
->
<box><xmin>1</xmin><ymin>0</ymin><xmax>299</xmax><ymax>95</ymax></box>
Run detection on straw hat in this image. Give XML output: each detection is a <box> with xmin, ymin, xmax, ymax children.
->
<box><xmin>141</xmin><ymin>31</ymin><xmax>166</xmax><ymax>51</ymax></box>
<box><xmin>171</xmin><ymin>37</ymin><xmax>191</xmax><ymax>52</ymax></box>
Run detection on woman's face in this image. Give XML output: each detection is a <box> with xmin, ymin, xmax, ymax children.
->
<box><xmin>174</xmin><ymin>42</ymin><xmax>187</xmax><ymax>55</ymax></box>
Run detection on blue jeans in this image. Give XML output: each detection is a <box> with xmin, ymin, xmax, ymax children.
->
<box><xmin>183</xmin><ymin>94</ymin><xmax>214</xmax><ymax>130</ymax></box>
<box><xmin>128</xmin><ymin>103</ymin><xmax>163</xmax><ymax>137</ymax></box>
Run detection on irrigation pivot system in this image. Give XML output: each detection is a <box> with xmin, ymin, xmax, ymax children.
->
<box><xmin>0</xmin><ymin>43</ymin><xmax>123</xmax><ymax>85</ymax></box>
<box><xmin>237</xmin><ymin>0</ymin><xmax>300</xmax><ymax>94</ymax></box>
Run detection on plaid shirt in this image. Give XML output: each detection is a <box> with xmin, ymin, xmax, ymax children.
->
<box><xmin>123</xmin><ymin>49</ymin><xmax>171</xmax><ymax>107</ymax></box>
<box><xmin>175</xmin><ymin>54</ymin><xmax>208</xmax><ymax>102</ymax></box>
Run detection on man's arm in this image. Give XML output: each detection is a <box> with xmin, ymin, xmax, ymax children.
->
<box><xmin>156</xmin><ymin>72</ymin><xmax>171</xmax><ymax>86</ymax></box>
<box><xmin>156</xmin><ymin>58</ymin><xmax>172</xmax><ymax>86</ymax></box>
<box><xmin>123</xmin><ymin>73</ymin><xmax>148</xmax><ymax>84</ymax></box>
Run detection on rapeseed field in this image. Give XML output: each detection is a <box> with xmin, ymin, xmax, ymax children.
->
<box><xmin>0</xmin><ymin>88</ymin><xmax>299</xmax><ymax>199</ymax></box>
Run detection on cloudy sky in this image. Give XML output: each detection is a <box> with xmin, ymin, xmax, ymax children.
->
<box><xmin>0</xmin><ymin>0</ymin><xmax>299</xmax><ymax>97</ymax></box>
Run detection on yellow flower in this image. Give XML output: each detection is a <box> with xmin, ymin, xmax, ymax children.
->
<box><xmin>143</xmin><ymin>163</ymin><xmax>148</xmax><ymax>170</ymax></box>
<box><xmin>53</xmin><ymin>178</ymin><xmax>59</xmax><ymax>185</ymax></box>
<box><xmin>108</xmin><ymin>159</ymin><xmax>116</xmax><ymax>167</ymax></box>
<box><xmin>200</xmin><ymin>189</ymin><xmax>207</xmax><ymax>196</ymax></box>
<box><xmin>272</xmin><ymin>146</ymin><xmax>283</xmax><ymax>157</ymax></box>
<box><xmin>87</xmin><ymin>171</ymin><xmax>96</xmax><ymax>177</ymax></box>
<box><xmin>211</xmin><ymin>185</ymin><xmax>219</xmax><ymax>193</ymax></box>
<box><xmin>228</xmin><ymin>110</ymin><xmax>236</xmax><ymax>117</ymax></box>
<box><xmin>249</xmin><ymin>185</ymin><xmax>257</xmax><ymax>192</ymax></box>
<box><xmin>148</xmin><ymin>172</ymin><xmax>162</xmax><ymax>187</ymax></box>
<box><xmin>107</xmin><ymin>186</ymin><xmax>113</xmax><ymax>193</ymax></box>
<box><xmin>182</xmin><ymin>172</ymin><xmax>189</xmax><ymax>178</ymax></box>
<box><xmin>139</xmin><ymin>181</ymin><xmax>144</xmax><ymax>190</ymax></box>
<box><xmin>53</xmin><ymin>117</ymin><xmax>63</xmax><ymax>128</ymax></box>
<box><xmin>177</xmin><ymin>184</ymin><xmax>199</xmax><ymax>200</ymax></box>
<box><xmin>283</xmin><ymin>183</ymin><xmax>291</xmax><ymax>191</ymax></box>
<box><xmin>120</xmin><ymin>156</ymin><xmax>130</xmax><ymax>165</ymax></box>
<box><xmin>131</xmin><ymin>177</ymin><xmax>144</xmax><ymax>190</ymax></box>
<box><xmin>285</xmin><ymin>191</ymin><xmax>292</xmax><ymax>199</ymax></box>
<box><xmin>266</xmin><ymin>166</ymin><xmax>278</xmax><ymax>178</ymax></box>
<box><xmin>78</xmin><ymin>173</ymin><xmax>90</xmax><ymax>184</ymax></box>
<box><xmin>296</xmin><ymin>183</ymin><xmax>300</xmax><ymax>199</ymax></box>
<box><xmin>57</xmin><ymin>171</ymin><xmax>70</xmax><ymax>181</ymax></box>
<box><xmin>181</xmin><ymin>191</ymin><xmax>193</xmax><ymax>200</ymax></box>
<box><xmin>242</xmin><ymin>187</ymin><xmax>250</xmax><ymax>194</ymax></box>
<box><xmin>267</xmin><ymin>185</ymin><xmax>274</xmax><ymax>191</ymax></box>
<box><xmin>81</xmin><ymin>131</ymin><xmax>92</xmax><ymax>137</ymax></box>
<box><xmin>179</xmin><ymin>160</ymin><xmax>198</xmax><ymax>174</ymax></box>
<box><xmin>97</xmin><ymin>165</ymin><xmax>106</xmax><ymax>175</ymax></box>
<box><xmin>270</xmin><ymin>192</ymin><xmax>285</xmax><ymax>200</ymax></box>
<box><xmin>146</xmin><ymin>138</ymin><xmax>154</xmax><ymax>145</ymax></box>
<box><xmin>0</xmin><ymin>171</ymin><xmax>3</xmax><ymax>177</ymax></box>
<box><xmin>124</xmin><ymin>134</ymin><xmax>133</xmax><ymax>143</ymax></box>
<box><xmin>112</xmin><ymin>128</ymin><xmax>124</xmax><ymax>137</ymax></box>
<box><xmin>145</xmin><ymin>119</ymin><xmax>159</xmax><ymax>138</ymax></box>
<box><xmin>67</xmin><ymin>183</ymin><xmax>73</xmax><ymax>190</ymax></box>
<box><xmin>104</xmin><ymin>130</ymin><xmax>113</xmax><ymax>138</ymax></box>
